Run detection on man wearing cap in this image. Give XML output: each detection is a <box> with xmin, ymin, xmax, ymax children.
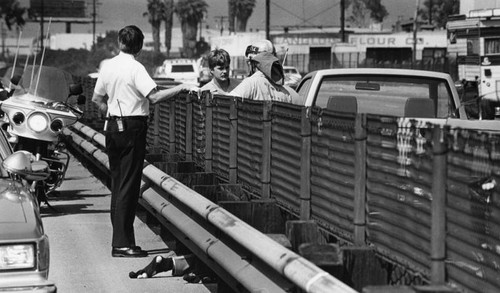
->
<box><xmin>230</xmin><ymin>40</ymin><xmax>301</xmax><ymax>104</ymax></box>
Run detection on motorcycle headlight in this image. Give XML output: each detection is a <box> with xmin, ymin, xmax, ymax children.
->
<box><xmin>50</xmin><ymin>119</ymin><xmax>64</xmax><ymax>132</ymax></box>
<box><xmin>0</xmin><ymin>243</ymin><xmax>35</xmax><ymax>270</ymax></box>
<box><xmin>27</xmin><ymin>113</ymin><xmax>49</xmax><ymax>132</ymax></box>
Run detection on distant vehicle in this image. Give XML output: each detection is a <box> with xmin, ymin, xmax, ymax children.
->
<box><xmin>447</xmin><ymin>8</ymin><xmax>500</xmax><ymax>113</ymax></box>
<box><xmin>153</xmin><ymin>59</ymin><xmax>201</xmax><ymax>86</ymax></box>
<box><xmin>0</xmin><ymin>127</ymin><xmax>56</xmax><ymax>292</ymax></box>
<box><xmin>296</xmin><ymin>68</ymin><xmax>467</xmax><ymax>119</ymax></box>
<box><xmin>283</xmin><ymin>65</ymin><xmax>302</xmax><ymax>89</ymax></box>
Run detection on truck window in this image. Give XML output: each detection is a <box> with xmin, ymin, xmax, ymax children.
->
<box><xmin>313</xmin><ymin>75</ymin><xmax>455</xmax><ymax>118</ymax></box>
<box><xmin>485</xmin><ymin>37</ymin><xmax>500</xmax><ymax>55</ymax></box>
<box><xmin>297</xmin><ymin>76</ymin><xmax>313</xmax><ymax>98</ymax></box>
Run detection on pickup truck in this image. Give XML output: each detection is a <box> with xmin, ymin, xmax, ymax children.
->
<box><xmin>294</xmin><ymin>68</ymin><xmax>500</xmax><ymax>131</ymax></box>
<box><xmin>295</xmin><ymin>68</ymin><xmax>468</xmax><ymax>119</ymax></box>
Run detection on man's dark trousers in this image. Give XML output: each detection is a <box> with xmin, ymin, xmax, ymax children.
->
<box><xmin>105</xmin><ymin>117</ymin><xmax>148</xmax><ymax>248</ymax></box>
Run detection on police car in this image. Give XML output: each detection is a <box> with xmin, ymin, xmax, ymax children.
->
<box><xmin>153</xmin><ymin>59</ymin><xmax>202</xmax><ymax>86</ymax></box>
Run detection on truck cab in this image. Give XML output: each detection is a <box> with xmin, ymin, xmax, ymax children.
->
<box><xmin>296</xmin><ymin>68</ymin><xmax>467</xmax><ymax>119</ymax></box>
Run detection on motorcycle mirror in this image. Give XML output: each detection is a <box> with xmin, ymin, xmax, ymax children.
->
<box><xmin>77</xmin><ymin>94</ymin><xmax>86</xmax><ymax>105</ymax></box>
<box><xmin>2</xmin><ymin>151</ymin><xmax>50</xmax><ymax>181</ymax></box>
<box><xmin>69</xmin><ymin>84</ymin><xmax>83</xmax><ymax>96</ymax></box>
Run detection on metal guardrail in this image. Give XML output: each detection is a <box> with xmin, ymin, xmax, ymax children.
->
<box><xmin>63</xmin><ymin>122</ymin><xmax>358</xmax><ymax>293</ymax></box>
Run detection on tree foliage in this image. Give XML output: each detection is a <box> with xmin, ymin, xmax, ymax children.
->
<box><xmin>174</xmin><ymin>0</ymin><xmax>207</xmax><ymax>58</ymax></box>
<box><xmin>228</xmin><ymin>0</ymin><xmax>256</xmax><ymax>32</ymax></box>
<box><xmin>418</xmin><ymin>0</ymin><xmax>459</xmax><ymax>29</ymax></box>
<box><xmin>0</xmin><ymin>0</ymin><xmax>26</xmax><ymax>30</ymax></box>
<box><xmin>163</xmin><ymin>0</ymin><xmax>174</xmax><ymax>57</ymax></box>
<box><xmin>346</xmin><ymin>0</ymin><xmax>388</xmax><ymax>27</ymax></box>
<box><xmin>144</xmin><ymin>0</ymin><xmax>166</xmax><ymax>53</ymax></box>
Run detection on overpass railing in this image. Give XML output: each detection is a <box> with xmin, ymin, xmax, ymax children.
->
<box><xmin>137</xmin><ymin>92</ymin><xmax>499</xmax><ymax>293</ymax></box>
<box><xmin>74</xmin><ymin>75</ymin><xmax>500</xmax><ymax>292</ymax></box>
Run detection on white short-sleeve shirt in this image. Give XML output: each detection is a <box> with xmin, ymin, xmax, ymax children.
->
<box><xmin>94</xmin><ymin>52</ymin><xmax>157</xmax><ymax>116</ymax></box>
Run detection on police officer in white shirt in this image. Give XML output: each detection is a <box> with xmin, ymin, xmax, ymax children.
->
<box><xmin>92</xmin><ymin>25</ymin><xmax>198</xmax><ymax>258</ymax></box>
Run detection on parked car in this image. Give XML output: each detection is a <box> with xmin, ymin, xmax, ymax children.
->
<box><xmin>0</xmin><ymin>127</ymin><xmax>55</xmax><ymax>292</ymax></box>
<box><xmin>282</xmin><ymin>65</ymin><xmax>302</xmax><ymax>89</ymax></box>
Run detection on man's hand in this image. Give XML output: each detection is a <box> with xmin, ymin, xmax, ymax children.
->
<box><xmin>99</xmin><ymin>103</ymin><xmax>108</xmax><ymax>116</ymax></box>
<box><xmin>188</xmin><ymin>87</ymin><xmax>201</xmax><ymax>99</ymax></box>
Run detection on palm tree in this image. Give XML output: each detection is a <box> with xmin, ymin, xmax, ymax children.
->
<box><xmin>230</xmin><ymin>0</ymin><xmax>256</xmax><ymax>32</ymax></box>
<box><xmin>143</xmin><ymin>0</ymin><xmax>165</xmax><ymax>53</ymax></box>
<box><xmin>1</xmin><ymin>0</ymin><xmax>26</xmax><ymax>30</ymax></box>
<box><xmin>0</xmin><ymin>0</ymin><xmax>26</xmax><ymax>59</ymax></box>
<box><xmin>163</xmin><ymin>0</ymin><xmax>174</xmax><ymax>58</ymax></box>
<box><xmin>347</xmin><ymin>0</ymin><xmax>388</xmax><ymax>28</ymax></box>
<box><xmin>174</xmin><ymin>0</ymin><xmax>207</xmax><ymax>58</ymax></box>
<box><xmin>227</xmin><ymin>0</ymin><xmax>235</xmax><ymax>34</ymax></box>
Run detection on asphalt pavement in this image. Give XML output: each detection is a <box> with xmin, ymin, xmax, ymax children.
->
<box><xmin>40</xmin><ymin>154</ymin><xmax>215</xmax><ymax>293</ymax></box>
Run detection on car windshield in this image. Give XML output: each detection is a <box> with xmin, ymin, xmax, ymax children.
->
<box><xmin>314</xmin><ymin>74</ymin><xmax>455</xmax><ymax>117</ymax></box>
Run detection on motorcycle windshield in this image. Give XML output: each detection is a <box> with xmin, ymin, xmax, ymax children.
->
<box><xmin>9</xmin><ymin>65</ymin><xmax>74</xmax><ymax>103</ymax></box>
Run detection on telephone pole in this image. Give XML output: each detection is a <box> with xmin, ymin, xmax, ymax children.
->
<box><xmin>266</xmin><ymin>0</ymin><xmax>270</xmax><ymax>40</ymax></box>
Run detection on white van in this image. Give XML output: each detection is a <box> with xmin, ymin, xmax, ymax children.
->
<box><xmin>154</xmin><ymin>59</ymin><xmax>200</xmax><ymax>86</ymax></box>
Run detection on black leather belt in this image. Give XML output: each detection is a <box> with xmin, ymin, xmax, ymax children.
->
<box><xmin>107</xmin><ymin>116</ymin><xmax>148</xmax><ymax>121</ymax></box>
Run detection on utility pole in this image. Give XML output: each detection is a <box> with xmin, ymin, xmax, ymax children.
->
<box><xmin>340</xmin><ymin>0</ymin><xmax>345</xmax><ymax>42</ymax></box>
<box><xmin>93</xmin><ymin>0</ymin><xmax>96</xmax><ymax>50</ymax></box>
<box><xmin>412</xmin><ymin>0</ymin><xmax>420</xmax><ymax>67</ymax></box>
<box><xmin>265</xmin><ymin>0</ymin><xmax>270</xmax><ymax>40</ymax></box>
<box><xmin>1</xmin><ymin>21</ymin><xmax>5</xmax><ymax>59</ymax></box>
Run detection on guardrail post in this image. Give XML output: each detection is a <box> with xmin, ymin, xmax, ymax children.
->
<box><xmin>186</xmin><ymin>94</ymin><xmax>193</xmax><ymax>162</ymax></box>
<box><xmin>204</xmin><ymin>92</ymin><xmax>213</xmax><ymax>172</ymax></box>
<box><xmin>169</xmin><ymin>99</ymin><xmax>176</xmax><ymax>159</ymax></box>
<box><xmin>229</xmin><ymin>97</ymin><xmax>238</xmax><ymax>184</ymax></box>
<box><xmin>354</xmin><ymin>113</ymin><xmax>367</xmax><ymax>245</ymax></box>
<box><xmin>299</xmin><ymin>107</ymin><xmax>312</xmax><ymax>220</ymax></box>
<box><xmin>431</xmin><ymin>125</ymin><xmax>447</xmax><ymax>284</ymax></box>
<box><xmin>261</xmin><ymin>101</ymin><xmax>272</xmax><ymax>199</ymax></box>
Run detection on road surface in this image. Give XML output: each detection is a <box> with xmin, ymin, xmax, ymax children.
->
<box><xmin>41</xmin><ymin>154</ymin><xmax>215</xmax><ymax>293</ymax></box>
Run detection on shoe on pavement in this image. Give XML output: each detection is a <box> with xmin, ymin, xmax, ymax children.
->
<box><xmin>112</xmin><ymin>246</ymin><xmax>148</xmax><ymax>258</ymax></box>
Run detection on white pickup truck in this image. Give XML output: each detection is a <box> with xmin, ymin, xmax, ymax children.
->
<box><xmin>294</xmin><ymin>68</ymin><xmax>500</xmax><ymax>130</ymax></box>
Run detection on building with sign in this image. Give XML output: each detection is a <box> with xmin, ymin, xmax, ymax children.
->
<box><xmin>209</xmin><ymin>26</ymin><xmax>447</xmax><ymax>74</ymax></box>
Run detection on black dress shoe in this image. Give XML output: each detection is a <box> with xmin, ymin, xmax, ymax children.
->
<box><xmin>112</xmin><ymin>247</ymin><xmax>148</xmax><ymax>258</ymax></box>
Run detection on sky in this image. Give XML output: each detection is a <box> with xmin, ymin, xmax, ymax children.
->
<box><xmin>15</xmin><ymin>0</ymin><xmax>416</xmax><ymax>37</ymax></box>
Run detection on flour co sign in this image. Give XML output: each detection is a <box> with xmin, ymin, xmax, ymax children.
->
<box><xmin>348</xmin><ymin>33</ymin><xmax>447</xmax><ymax>49</ymax></box>
<box><xmin>272</xmin><ymin>33</ymin><xmax>341</xmax><ymax>46</ymax></box>
<box><xmin>349</xmin><ymin>35</ymin><xmax>424</xmax><ymax>47</ymax></box>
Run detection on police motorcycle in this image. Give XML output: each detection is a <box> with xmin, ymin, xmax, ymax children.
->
<box><xmin>0</xmin><ymin>65</ymin><xmax>85</xmax><ymax>207</ymax></box>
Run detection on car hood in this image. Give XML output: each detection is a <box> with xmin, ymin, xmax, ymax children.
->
<box><xmin>0</xmin><ymin>179</ymin><xmax>43</xmax><ymax>241</ymax></box>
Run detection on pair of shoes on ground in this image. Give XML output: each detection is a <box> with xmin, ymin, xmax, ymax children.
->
<box><xmin>112</xmin><ymin>246</ymin><xmax>148</xmax><ymax>257</ymax></box>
